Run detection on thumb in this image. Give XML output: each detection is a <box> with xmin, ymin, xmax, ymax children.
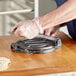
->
<box><xmin>51</xmin><ymin>32</ymin><xmax>57</xmax><ymax>37</ymax></box>
<box><xmin>10</xmin><ymin>23</ymin><xmax>21</xmax><ymax>33</ymax></box>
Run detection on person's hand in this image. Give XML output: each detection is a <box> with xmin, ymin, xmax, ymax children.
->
<box><xmin>44</xmin><ymin>25</ymin><xmax>60</xmax><ymax>37</ymax></box>
<box><xmin>11</xmin><ymin>17</ymin><xmax>60</xmax><ymax>39</ymax></box>
<box><xmin>11</xmin><ymin>19</ymin><xmax>43</xmax><ymax>39</ymax></box>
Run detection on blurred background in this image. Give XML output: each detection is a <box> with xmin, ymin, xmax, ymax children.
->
<box><xmin>0</xmin><ymin>0</ymin><xmax>68</xmax><ymax>36</ymax></box>
<box><xmin>0</xmin><ymin>0</ymin><xmax>57</xmax><ymax>36</ymax></box>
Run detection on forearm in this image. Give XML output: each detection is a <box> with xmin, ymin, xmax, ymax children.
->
<box><xmin>40</xmin><ymin>0</ymin><xmax>76</xmax><ymax>29</ymax></box>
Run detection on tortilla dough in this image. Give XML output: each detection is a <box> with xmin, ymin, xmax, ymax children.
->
<box><xmin>0</xmin><ymin>57</ymin><xmax>11</xmax><ymax>71</ymax></box>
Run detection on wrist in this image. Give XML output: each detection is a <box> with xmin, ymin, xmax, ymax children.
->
<box><xmin>33</xmin><ymin>18</ymin><xmax>43</xmax><ymax>34</ymax></box>
<box><xmin>39</xmin><ymin>14</ymin><xmax>57</xmax><ymax>30</ymax></box>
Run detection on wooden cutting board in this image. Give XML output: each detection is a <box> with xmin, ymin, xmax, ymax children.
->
<box><xmin>0</xmin><ymin>32</ymin><xmax>76</xmax><ymax>76</ymax></box>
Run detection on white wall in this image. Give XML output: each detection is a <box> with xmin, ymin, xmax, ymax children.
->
<box><xmin>39</xmin><ymin>0</ymin><xmax>57</xmax><ymax>16</ymax></box>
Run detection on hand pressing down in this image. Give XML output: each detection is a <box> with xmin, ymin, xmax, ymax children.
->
<box><xmin>11</xmin><ymin>19</ymin><xmax>43</xmax><ymax>39</ymax></box>
<box><xmin>11</xmin><ymin>19</ymin><xmax>59</xmax><ymax>39</ymax></box>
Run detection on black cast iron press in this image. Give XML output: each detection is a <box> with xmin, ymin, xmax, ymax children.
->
<box><xmin>11</xmin><ymin>34</ymin><xmax>61</xmax><ymax>54</ymax></box>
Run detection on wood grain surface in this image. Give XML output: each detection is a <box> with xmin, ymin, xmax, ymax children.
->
<box><xmin>0</xmin><ymin>32</ymin><xmax>76</xmax><ymax>76</ymax></box>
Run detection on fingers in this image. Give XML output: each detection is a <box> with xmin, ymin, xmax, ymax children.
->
<box><xmin>11</xmin><ymin>20</ymin><xmax>40</xmax><ymax>39</ymax></box>
<box><xmin>10</xmin><ymin>21</ymin><xmax>23</xmax><ymax>33</ymax></box>
<box><xmin>11</xmin><ymin>25</ymin><xmax>19</xmax><ymax>33</ymax></box>
<box><xmin>13</xmin><ymin>25</ymin><xmax>28</xmax><ymax>38</ymax></box>
<box><xmin>51</xmin><ymin>32</ymin><xmax>57</xmax><ymax>37</ymax></box>
<box><xmin>44</xmin><ymin>28</ymin><xmax>53</xmax><ymax>36</ymax></box>
<box><xmin>44</xmin><ymin>28</ymin><xmax>57</xmax><ymax>37</ymax></box>
<box><xmin>14</xmin><ymin>27</ymin><xmax>21</xmax><ymax>37</ymax></box>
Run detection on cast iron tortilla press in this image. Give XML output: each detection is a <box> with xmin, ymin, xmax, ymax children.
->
<box><xmin>11</xmin><ymin>34</ymin><xmax>61</xmax><ymax>54</ymax></box>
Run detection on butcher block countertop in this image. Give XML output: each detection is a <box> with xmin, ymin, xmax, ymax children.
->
<box><xmin>0</xmin><ymin>32</ymin><xmax>76</xmax><ymax>76</ymax></box>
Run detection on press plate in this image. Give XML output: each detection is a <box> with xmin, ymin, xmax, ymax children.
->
<box><xmin>11</xmin><ymin>35</ymin><xmax>61</xmax><ymax>54</ymax></box>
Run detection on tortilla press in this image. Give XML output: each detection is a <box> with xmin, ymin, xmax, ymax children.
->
<box><xmin>11</xmin><ymin>34</ymin><xmax>62</xmax><ymax>54</ymax></box>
